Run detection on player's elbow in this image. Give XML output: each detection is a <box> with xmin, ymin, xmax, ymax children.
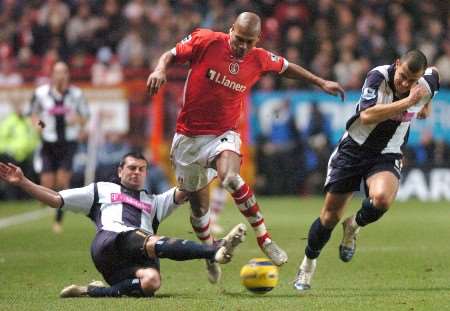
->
<box><xmin>359</xmin><ymin>112</ymin><xmax>375</xmax><ymax>125</ymax></box>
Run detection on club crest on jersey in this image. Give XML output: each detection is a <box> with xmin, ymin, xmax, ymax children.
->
<box><xmin>181</xmin><ymin>34</ymin><xmax>192</xmax><ymax>44</ymax></box>
<box><xmin>229</xmin><ymin>62</ymin><xmax>239</xmax><ymax>75</ymax></box>
<box><xmin>361</xmin><ymin>87</ymin><xmax>377</xmax><ymax>100</ymax></box>
<box><xmin>269</xmin><ymin>52</ymin><xmax>280</xmax><ymax>62</ymax></box>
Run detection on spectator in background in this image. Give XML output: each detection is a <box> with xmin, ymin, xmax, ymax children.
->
<box><xmin>417</xmin><ymin>18</ymin><xmax>444</xmax><ymax>63</ymax></box>
<box><xmin>302</xmin><ymin>103</ymin><xmax>332</xmax><ymax>195</ymax></box>
<box><xmin>91</xmin><ymin>46</ymin><xmax>123</xmax><ymax>85</ymax></box>
<box><xmin>65</xmin><ymin>1</ymin><xmax>101</xmax><ymax>55</ymax></box>
<box><xmin>93</xmin><ymin>0</ymin><xmax>125</xmax><ymax>51</ymax></box>
<box><xmin>413</xmin><ymin>131</ymin><xmax>450</xmax><ymax>169</ymax></box>
<box><xmin>310</xmin><ymin>39</ymin><xmax>335</xmax><ymax>81</ymax></box>
<box><xmin>0</xmin><ymin>99</ymin><xmax>39</xmax><ymax>200</ymax></box>
<box><xmin>69</xmin><ymin>48</ymin><xmax>95</xmax><ymax>82</ymax></box>
<box><xmin>257</xmin><ymin>99</ymin><xmax>303</xmax><ymax>195</ymax></box>
<box><xmin>435</xmin><ymin>39</ymin><xmax>450</xmax><ymax>87</ymax></box>
<box><xmin>117</xmin><ymin>29</ymin><xmax>146</xmax><ymax>66</ymax></box>
<box><xmin>28</xmin><ymin>61</ymin><xmax>90</xmax><ymax>233</ymax></box>
<box><xmin>0</xmin><ymin>59</ymin><xmax>23</xmax><ymax>87</ymax></box>
<box><xmin>96</xmin><ymin>131</ymin><xmax>131</xmax><ymax>182</ymax></box>
<box><xmin>334</xmin><ymin>50</ymin><xmax>365</xmax><ymax>90</ymax></box>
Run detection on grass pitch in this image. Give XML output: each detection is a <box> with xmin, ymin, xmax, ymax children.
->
<box><xmin>0</xmin><ymin>197</ymin><xmax>450</xmax><ymax>311</ymax></box>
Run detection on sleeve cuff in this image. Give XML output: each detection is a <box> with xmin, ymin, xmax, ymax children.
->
<box><xmin>57</xmin><ymin>194</ymin><xmax>65</xmax><ymax>209</ymax></box>
<box><xmin>279</xmin><ymin>59</ymin><xmax>289</xmax><ymax>74</ymax></box>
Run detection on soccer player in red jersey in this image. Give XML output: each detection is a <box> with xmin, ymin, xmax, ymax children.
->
<box><xmin>147</xmin><ymin>12</ymin><xmax>345</xmax><ymax>283</ymax></box>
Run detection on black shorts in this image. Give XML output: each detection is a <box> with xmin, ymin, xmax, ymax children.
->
<box><xmin>90</xmin><ymin>229</ymin><xmax>160</xmax><ymax>285</ymax></box>
<box><xmin>324</xmin><ymin>136</ymin><xmax>402</xmax><ymax>194</ymax></box>
<box><xmin>41</xmin><ymin>141</ymin><xmax>77</xmax><ymax>173</ymax></box>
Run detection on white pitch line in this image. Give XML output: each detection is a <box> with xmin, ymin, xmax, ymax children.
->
<box><xmin>0</xmin><ymin>208</ymin><xmax>52</xmax><ymax>229</ymax></box>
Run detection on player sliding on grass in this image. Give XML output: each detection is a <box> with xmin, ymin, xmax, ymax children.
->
<box><xmin>294</xmin><ymin>50</ymin><xmax>440</xmax><ymax>291</ymax></box>
<box><xmin>146</xmin><ymin>11</ymin><xmax>345</xmax><ymax>282</ymax></box>
<box><xmin>0</xmin><ymin>152</ymin><xmax>246</xmax><ymax>298</ymax></box>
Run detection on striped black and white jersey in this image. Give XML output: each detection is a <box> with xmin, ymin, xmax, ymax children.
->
<box><xmin>345</xmin><ymin>64</ymin><xmax>440</xmax><ymax>154</ymax></box>
<box><xmin>59</xmin><ymin>182</ymin><xmax>180</xmax><ymax>234</ymax></box>
<box><xmin>28</xmin><ymin>84</ymin><xmax>89</xmax><ymax>143</ymax></box>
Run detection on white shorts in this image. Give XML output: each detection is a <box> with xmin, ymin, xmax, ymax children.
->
<box><xmin>170</xmin><ymin>130</ymin><xmax>242</xmax><ymax>191</ymax></box>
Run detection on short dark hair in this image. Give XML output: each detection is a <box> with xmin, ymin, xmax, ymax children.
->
<box><xmin>119</xmin><ymin>151</ymin><xmax>149</xmax><ymax>168</ymax></box>
<box><xmin>401</xmin><ymin>49</ymin><xmax>428</xmax><ymax>73</ymax></box>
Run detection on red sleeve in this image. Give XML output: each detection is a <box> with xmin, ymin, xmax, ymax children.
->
<box><xmin>174</xmin><ymin>28</ymin><xmax>214</xmax><ymax>64</ymax></box>
<box><xmin>258</xmin><ymin>49</ymin><xmax>287</xmax><ymax>74</ymax></box>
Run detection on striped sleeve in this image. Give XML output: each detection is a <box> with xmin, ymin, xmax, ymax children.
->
<box><xmin>59</xmin><ymin>183</ymin><xmax>95</xmax><ymax>215</ymax></box>
<box><xmin>154</xmin><ymin>188</ymin><xmax>180</xmax><ymax>222</ymax></box>
<box><xmin>422</xmin><ymin>68</ymin><xmax>440</xmax><ymax>98</ymax></box>
<box><xmin>358</xmin><ymin>70</ymin><xmax>386</xmax><ymax>110</ymax></box>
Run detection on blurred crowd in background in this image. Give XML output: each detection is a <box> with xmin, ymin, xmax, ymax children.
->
<box><xmin>0</xmin><ymin>0</ymin><xmax>448</xmax><ymax>88</ymax></box>
<box><xmin>0</xmin><ymin>0</ymin><xmax>449</xmax><ymax>199</ymax></box>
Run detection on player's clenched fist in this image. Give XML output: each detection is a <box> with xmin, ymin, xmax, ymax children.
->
<box><xmin>408</xmin><ymin>83</ymin><xmax>429</xmax><ymax>105</ymax></box>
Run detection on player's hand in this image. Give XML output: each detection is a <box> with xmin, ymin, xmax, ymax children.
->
<box><xmin>416</xmin><ymin>101</ymin><xmax>431</xmax><ymax>119</ymax></box>
<box><xmin>321</xmin><ymin>80</ymin><xmax>345</xmax><ymax>101</ymax></box>
<box><xmin>146</xmin><ymin>70</ymin><xmax>167</xmax><ymax>96</ymax></box>
<box><xmin>408</xmin><ymin>84</ymin><xmax>429</xmax><ymax>105</ymax></box>
<box><xmin>0</xmin><ymin>162</ymin><xmax>25</xmax><ymax>186</ymax></box>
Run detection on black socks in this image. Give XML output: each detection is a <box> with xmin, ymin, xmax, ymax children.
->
<box><xmin>355</xmin><ymin>198</ymin><xmax>387</xmax><ymax>227</ymax></box>
<box><xmin>88</xmin><ymin>278</ymin><xmax>145</xmax><ymax>297</ymax></box>
<box><xmin>154</xmin><ymin>237</ymin><xmax>217</xmax><ymax>261</ymax></box>
<box><xmin>305</xmin><ymin>218</ymin><xmax>334</xmax><ymax>259</ymax></box>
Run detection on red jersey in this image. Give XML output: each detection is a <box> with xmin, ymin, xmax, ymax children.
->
<box><xmin>173</xmin><ymin>28</ymin><xmax>287</xmax><ymax>136</ymax></box>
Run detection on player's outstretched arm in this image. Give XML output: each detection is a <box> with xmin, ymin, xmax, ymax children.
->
<box><xmin>360</xmin><ymin>84</ymin><xmax>430</xmax><ymax>124</ymax></box>
<box><xmin>174</xmin><ymin>188</ymin><xmax>189</xmax><ymax>205</ymax></box>
<box><xmin>0</xmin><ymin>162</ymin><xmax>62</xmax><ymax>208</ymax></box>
<box><xmin>281</xmin><ymin>62</ymin><xmax>345</xmax><ymax>101</ymax></box>
<box><xmin>146</xmin><ymin>50</ymin><xmax>175</xmax><ymax>96</ymax></box>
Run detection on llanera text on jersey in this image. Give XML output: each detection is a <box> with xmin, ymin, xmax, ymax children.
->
<box><xmin>206</xmin><ymin>69</ymin><xmax>247</xmax><ymax>92</ymax></box>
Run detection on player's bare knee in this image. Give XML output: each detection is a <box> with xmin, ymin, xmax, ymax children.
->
<box><xmin>221</xmin><ymin>174</ymin><xmax>242</xmax><ymax>192</ymax></box>
<box><xmin>140</xmin><ymin>272</ymin><xmax>161</xmax><ymax>295</ymax></box>
<box><xmin>371</xmin><ymin>194</ymin><xmax>391</xmax><ymax>210</ymax></box>
<box><xmin>320</xmin><ymin>212</ymin><xmax>339</xmax><ymax>228</ymax></box>
<box><xmin>320</xmin><ymin>206</ymin><xmax>342</xmax><ymax>228</ymax></box>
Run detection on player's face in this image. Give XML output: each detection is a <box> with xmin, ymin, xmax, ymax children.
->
<box><xmin>394</xmin><ymin>59</ymin><xmax>424</xmax><ymax>95</ymax></box>
<box><xmin>52</xmin><ymin>63</ymin><xmax>70</xmax><ymax>88</ymax></box>
<box><xmin>229</xmin><ymin>24</ymin><xmax>259</xmax><ymax>58</ymax></box>
<box><xmin>118</xmin><ymin>157</ymin><xmax>148</xmax><ymax>190</ymax></box>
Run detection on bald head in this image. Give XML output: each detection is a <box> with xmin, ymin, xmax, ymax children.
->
<box><xmin>234</xmin><ymin>12</ymin><xmax>261</xmax><ymax>37</ymax></box>
<box><xmin>229</xmin><ymin>12</ymin><xmax>261</xmax><ymax>58</ymax></box>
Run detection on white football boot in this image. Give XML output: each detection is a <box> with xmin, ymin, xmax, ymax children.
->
<box><xmin>59</xmin><ymin>280</ymin><xmax>106</xmax><ymax>298</ymax></box>
<box><xmin>339</xmin><ymin>215</ymin><xmax>360</xmax><ymax>262</ymax></box>
<box><xmin>262</xmin><ymin>240</ymin><xmax>288</xmax><ymax>266</ymax></box>
<box><xmin>214</xmin><ymin>223</ymin><xmax>247</xmax><ymax>263</ymax></box>
<box><xmin>208</xmin><ymin>223</ymin><xmax>247</xmax><ymax>284</ymax></box>
<box><xmin>293</xmin><ymin>256</ymin><xmax>317</xmax><ymax>292</ymax></box>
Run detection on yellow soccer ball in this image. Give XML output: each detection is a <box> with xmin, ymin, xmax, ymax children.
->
<box><xmin>240</xmin><ymin>258</ymin><xmax>279</xmax><ymax>294</ymax></box>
